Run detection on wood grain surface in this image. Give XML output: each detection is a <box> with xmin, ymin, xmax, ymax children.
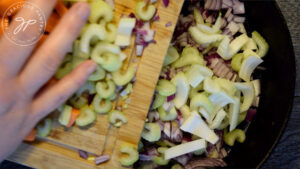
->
<box><xmin>0</xmin><ymin>0</ymin><xmax>299</xmax><ymax>169</ymax></box>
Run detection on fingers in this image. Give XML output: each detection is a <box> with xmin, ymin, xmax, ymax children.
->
<box><xmin>19</xmin><ymin>2</ymin><xmax>90</xmax><ymax>97</ymax></box>
<box><xmin>0</xmin><ymin>0</ymin><xmax>58</xmax><ymax>77</ymax></box>
<box><xmin>30</xmin><ymin>60</ymin><xmax>96</xmax><ymax>121</ymax></box>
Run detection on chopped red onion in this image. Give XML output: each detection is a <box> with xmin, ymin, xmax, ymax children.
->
<box><xmin>163</xmin><ymin>122</ymin><xmax>171</xmax><ymax>138</ymax></box>
<box><xmin>136</xmin><ymin>45</ymin><xmax>144</xmax><ymax>56</ymax></box>
<box><xmin>226</xmin><ymin>21</ymin><xmax>240</xmax><ymax>35</ymax></box>
<box><xmin>174</xmin><ymin>153</ymin><xmax>192</xmax><ymax>166</ymax></box>
<box><xmin>246</xmin><ymin>108</ymin><xmax>257</xmax><ymax>122</ymax></box>
<box><xmin>221</xmin><ymin>18</ymin><xmax>227</xmax><ymax>29</ymax></box>
<box><xmin>233</xmin><ymin>16</ymin><xmax>245</xmax><ymax>23</ymax></box>
<box><xmin>95</xmin><ymin>154</ymin><xmax>110</xmax><ymax>165</ymax></box>
<box><xmin>146</xmin><ymin>147</ymin><xmax>159</xmax><ymax>156</ymax></box>
<box><xmin>233</xmin><ymin>0</ymin><xmax>245</xmax><ymax>14</ymax></box>
<box><xmin>163</xmin><ymin>0</ymin><xmax>169</xmax><ymax>7</ymax></box>
<box><xmin>78</xmin><ymin>150</ymin><xmax>88</xmax><ymax>159</ymax></box>
<box><xmin>165</xmin><ymin>21</ymin><xmax>172</xmax><ymax>27</ymax></box>
<box><xmin>222</xmin><ymin>0</ymin><xmax>233</xmax><ymax>9</ymax></box>
<box><xmin>224</xmin><ymin>8</ymin><xmax>232</xmax><ymax>18</ymax></box>
<box><xmin>227</xmin><ymin>13</ymin><xmax>234</xmax><ymax>22</ymax></box>
<box><xmin>128</xmin><ymin>12</ymin><xmax>136</xmax><ymax>18</ymax></box>
<box><xmin>157</xmin><ymin>120</ymin><xmax>165</xmax><ymax>130</ymax></box>
<box><xmin>139</xmin><ymin>154</ymin><xmax>154</xmax><ymax>161</ymax></box>
<box><xmin>167</xmin><ymin>94</ymin><xmax>175</xmax><ymax>102</ymax></box>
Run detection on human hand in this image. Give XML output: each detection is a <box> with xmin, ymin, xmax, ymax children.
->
<box><xmin>0</xmin><ymin>0</ymin><xmax>96</xmax><ymax>161</ymax></box>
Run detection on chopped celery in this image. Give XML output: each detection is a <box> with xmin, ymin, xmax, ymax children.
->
<box><xmin>88</xmin><ymin>65</ymin><xmax>105</xmax><ymax>81</ymax></box>
<box><xmin>158</xmin><ymin>106</ymin><xmax>177</xmax><ymax>121</ymax></box>
<box><xmin>180</xmin><ymin>111</ymin><xmax>219</xmax><ymax>144</ymax></box>
<box><xmin>76</xmin><ymin>81</ymin><xmax>96</xmax><ymax>97</ymax></box>
<box><xmin>164</xmin><ymin>139</ymin><xmax>207</xmax><ymax>160</ymax></box>
<box><xmin>96</xmin><ymin>80</ymin><xmax>116</xmax><ymax>99</ymax></box>
<box><xmin>214</xmin><ymin>78</ymin><xmax>236</xmax><ymax>96</ymax></box>
<box><xmin>89</xmin><ymin>0</ymin><xmax>113</xmax><ymax>24</ymax></box>
<box><xmin>251</xmin><ymin>79</ymin><xmax>261</xmax><ymax>96</ymax></box>
<box><xmin>154</xmin><ymin>156</ymin><xmax>169</xmax><ymax>166</ymax></box>
<box><xmin>235</xmin><ymin>82</ymin><xmax>255</xmax><ymax>112</ymax></box>
<box><xmin>243</xmin><ymin>49</ymin><xmax>260</xmax><ymax>59</ymax></box>
<box><xmin>179</xmin><ymin>104</ymin><xmax>191</xmax><ymax>120</ymax></box>
<box><xmin>209</xmin><ymin>92</ymin><xmax>235</xmax><ymax>121</ymax></box>
<box><xmin>55</xmin><ymin>62</ymin><xmax>72</xmax><ymax>80</ymax></box>
<box><xmin>242</xmin><ymin>38</ymin><xmax>258</xmax><ymax>51</ymax></box>
<box><xmin>171</xmin><ymin>164</ymin><xmax>183</xmax><ymax>169</ymax></box>
<box><xmin>252</xmin><ymin>31</ymin><xmax>269</xmax><ymax>57</ymax></box>
<box><xmin>217</xmin><ymin>116</ymin><xmax>229</xmax><ymax>130</ymax></box>
<box><xmin>163</xmin><ymin>45</ymin><xmax>180</xmax><ymax>66</ymax></box>
<box><xmin>239</xmin><ymin>55</ymin><xmax>263</xmax><ymax>82</ymax></box>
<box><xmin>231</xmin><ymin>53</ymin><xmax>244</xmax><ymax>72</ymax></box>
<box><xmin>76</xmin><ymin>106</ymin><xmax>96</xmax><ymax>127</ymax></box>
<box><xmin>189</xmin><ymin>83</ymin><xmax>204</xmax><ymax>99</ymax></box>
<box><xmin>185</xmin><ymin>65</ymin><xmax>213</xmax><ymax>88</ymax></box>
<box><xmin>115</xmin><ymin>18</ymin><xmax>136</xmax><ymax>46</ymax></box>
<box><xmin>172</xmin><ymin>46</ymin><xmax>204</xmax><ymax>68</ymax></box>
<box><xmin>37</xmin><ymin>118</ymin><xmax>52</xmax><ymax>137</ymax></box>
<box><xmin>105</xmin><ymin>23</ymin><xmax>117</xmax><ymax>43</ymax></box>
<box><xmin>228</xmin><ymin>34</ymin><xmax>249</xmax><ymax>57</ymax></box>
<box><xmin>212</xmin><ymin>13</ymin><xmax>223</xmax><ymax>33</ymax></box>
<box><xmin>190</xmin><ymin>93</ymin><xmax>213</xmax><ymax>114</ymax></box>
<box><xmin>80</xmin><ymin>24</ymin><xmax>106</xmax><ymax>56</ymax></box>
<box><xmin>217</xmin><ymin>35</ymin><xmax>231</xmax><ymax>60</ymax></box>
<box><xmin>136</xmin><ymin>2</ymin><xmax>156</xmax><ymax>21</ymax></box>
<box><xmin>171</xmin><ymin>72</ymin><xmax>190</xmax><ymax>108</ymax></box>
<box><xmin>228</xmin><ymin>97</ymin><xmax>240</xmax><ymax>131</ymax></box>
<box><xmin>112</xmin><ymin>66</ymin><xmax>135</xmax><ymax>86</ymax></box>
<box><xmin>69</xmin><ymin>95</ymin><xmax>88</xmax><ymax>109</ymax></box>
<box><xmin>108</xmin><ymin>110</ymin><xmax>127</xmax><ymax>127</ymax></box>
<box><xmin>188</xmin><ymin>26</ymin><xmax>224</xmax><ymax>45</ymax></box>
<box><xmin>92</xmin><ymin>94</ymin><xmax>112</xmax><ymax>114</ymax></box>
<box><xmin>141</xmin><ymin>123</ymin><xmax>161</xmax><ymax>142</ymax></box>
<box><xmin>224</xmin><ymin>129</ymin><xmax>246</xmax><ymax>146</ymax></box>
<box><xmin>120</xmin><ymin>144</ymin><xmax>139</xmax><ymax>166</ymax></box>
<box><xmin>58</xmin><ymin>105</ymin><xmax>72</xmax><ymax>126</ymax></box>
<box><xmin>91</xmin><ymin>42</ymin><xmax>122</xmax><ymax>72</ymax></box>
<box><xmin>238</xmin><ymin>111</ymin><xmax>247</xmax><ymax>124</ymax></box>
<box><xmin>71</xmin><ymin>56</ymin><xmax>87</xmax><ymax>70</ymax></box>
<box><xmin>209</xmin><ymin>109</ymin><xmax>227</xmax><ymax>130</ymax></box>
<box><xmin>152</xmin><ymin>94</ymin><xmax>166</xmax><ymax>110</ymax></box>
<box><xmin>156</xmin><ymin>79</ymin><xmax>176</xmax><ymax>96</ymax></box>
<box><xmin>204</xmin><ymin>77</ymin><xmax>221</xmax><ymax>94</ymax></box>
<box><xmin>196</xmin><ymin>24</ymin><xmax>214</xmax><ymax>34</ymax></box>
<box><xmin>194</xmin><ymin>8</ymin><xmax>204</xmax><ymax>24</ymax></box>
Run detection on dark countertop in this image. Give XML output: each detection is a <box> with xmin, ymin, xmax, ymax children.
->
<box><xmin>1</xmin><ymin>0</ymin><xmax>299</xmax><ymax>169</ymax></box>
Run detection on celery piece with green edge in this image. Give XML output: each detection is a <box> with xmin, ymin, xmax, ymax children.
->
<box><xmin>172</xmin><ymin>46</ymin><xmax>204</xmax><ymax>68</ymax></box>
<box><xmin>204</xmin><ymin>77</ymin><xmax>221</xmax><ymax>94</ymax></box>
<box><xmin>231</xmin><ymin>53</ymin><xmax>244</xmax><ymax>72</ymax></box>
<box><xmin>224</xmin><ymin>129</ymin><xmax>246</xmax><ymax>146</ymax></box>
<box><xmin>76</xmin><ymin>106</ymin><xmax>96</xmax><ymax>127</ymax></box>
<box><xmin>91</xmin><ymin>42</ymin><xmax>122</xmax><ymax>72</ymax></box>
<box><xmin>96</xmin><ymin>80</ymin><xmax>116</xmax><ymax>99</ymax></box>
<box><xmin>239</xmin><ymin>55</ymin><xmax>263</xmax><ymax>82</ymax></box>
<box><xmin>252</xmin><ymin>31</ymin><xmax>269</xmax><ymax>57</ymax></box>
<box><xmin>88</xmin><ymin>65</ymin><xmax>105</xmax><ymax>81</ymax></box>
<box><xmin>120</xmin><ymin>144</ymin><xmax>139</xmax><ymax>167</ymax></box>
<box><xmin>112</xmin><ymin>66</ymin><xmax>135</xmax><ymax>86</ymax></box>
<box><xmin>89</xmin><ymin>0</ymin><xmax>113</xmax><ymax>24</ymax></box>
<box><xmin>154</xmin><ymin>147</ymin><xmax>170</xmax><ymax>166</ymax></box>
<box><xmin>185</xmin><ymin>64</ymin><xmax>213</xmax><ymax>88</ymax></box>
<box><xmin>214</xmin><ymin>78</ymin><xmax>236</xmax><ymax>96</ymax></box>
<box><xmin>242</xmin><ymin>38</ymin><xmax>258</xmax><ymax>51</ymax></box>
<box><xmin>235</xmin><ymin>82</ymin><xmax>255</xmax><ymax>113</ymax></box>
<box><xmin>108</xmin><ymin>110</ymin><xmax>127</xmax><ymax>127</ymax></box>
<box><xmin>189</xmin><ymin>83</ymin><xmax>204</xmax><ymax>99</ymax></box>
<box><xmin>55</xmin><ymin>62</ymin><xmax>72</xmax><ymax>79</ymax></box>
<box><xmin>188</xmin><ymin>26</ymin><xmax>224</xmax><ymax>45</ymax></box>
<box><xmin>37</xmin><ymin>118</ymin><xmax>52</xmax><ymax>137</ymax></box>
<box><xmin>171</xmin><ymin>72</ymin><xmax>190</xmax><ymax>108</ymax></box>
<box><xmin>141</xmin><ymin>123</ymin><xmax>161</xmax><ymax>142</ymax></box>
<box><xmin>209</xmin><ymin>92</ymin><xmax>235</xmax><ymax>122</ymax></box>
<box><xmin>163</xmin><ymin>45</ymin><xmax>180</xmax><ymax>66</ymax></box>
<box><xmin>156</xmin><ymin>79</ymin><xmax>176</xmax><ymax>97</ymax></box>
<box><xmin>243</xmin><ymin>49</ymin><xmax>260</xmax><ymax>59</ymax></box>
<box><xmin>58</xmin><ymin>105</ymin><xmax>72</xmax><ymax>126</ymax></box>
<box><xmin>179</xmin><ymin>104</ymin><xmax>191</xmax><ymax>120</ymax></box>
<box><xmin>228</xmin><ymin>33</ymin><xmax>249</xmax><ymax>57</ymax></box>
<box><xmin>152</xmin><ymin>94</ymin><xmax>166</xmax><ymax>110</ymax></box>
<box><xmin>194</xmin><ymin>8</ymin><xmax>204</xmax><ymax>24</ymax></box>
<box><xmin>209</xmin><ymin>109</ymin><xmax>227</xmax><ymax>130</ymax></box>
<box><xmin>69</xmin><ymin>95</ymin><xmax>88</xmax><ymax>109</ymax></box>
<box><xmin>190</xmin><ymin>93</ymin><xmax>213</xmax><ymax>114</ymax></box>
<box><xmin>217</xmin><ymin>35</ymin><xmax>231</xmax><ymax>60</ymax></box>
<box><xmin>105</xmin><ymin>23</ymin><xmax>117</xmax><ymax>43</ymax></box>
<box><xmin>92</xmin><ymin>94</ymin><xmax>112</xmax><ymax>114</ymax></box>
<box><xmin>228</xmin><ymin>97</ymin><xmax>240</xmax><ymax>131</ymax></box>
<box><xmin>136</xmin><ymin>1</ymin><xmax>156</xmax><ymax>21</ymax></box>
<box><xmin>80</xmin><ymin>24</ymin><xmax>107</xmax><ymax>56</ymax></box>
<box><xmin>158</xmin><ymin>106</ymin><xmax>177</xmax><ymax>121</ymax></box>
<box><xmin>76</xmin><ymin>81</ymin><xmax>96</xmax><ymax>97</ymax></box>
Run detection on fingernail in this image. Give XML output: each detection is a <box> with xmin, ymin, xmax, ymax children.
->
<box><xmin>74</xmin><ymin>2</ymin><xmax>90</xmax><ymax>21</ymax></box>
<box><xmin>87</xmin><ymin>61</ymin><xmax>97</xmax><ymax>74</ymax></box>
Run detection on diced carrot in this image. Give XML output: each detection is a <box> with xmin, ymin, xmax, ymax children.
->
<box><xmin>24</xmin><ymin>128</ymin><xmax>36</xmax><ymax>142</ymax></box>
<box><xmin>67</xmin><ymin>108</ymin><xmax>80</xmax><ymax>128</ymax></box>
<box><xmin>45</xmin><ymin>12</ymin><xmax>60</xmax><ymax>33</ymax></box>
<box><xmin>0</xmin><ymin>0</ymin><xmax>25</xmax><ymax>17</ymax></box>
<box><xmin>55</xmin><ymin>0</ymin><xmax>68</xmax><ymax>17</ymax></box>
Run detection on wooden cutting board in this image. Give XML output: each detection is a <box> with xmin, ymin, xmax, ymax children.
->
<box><xmin>8</xmin><ymin>0</ymin><xmax>184</xmax><ymax>168</ymax></box>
